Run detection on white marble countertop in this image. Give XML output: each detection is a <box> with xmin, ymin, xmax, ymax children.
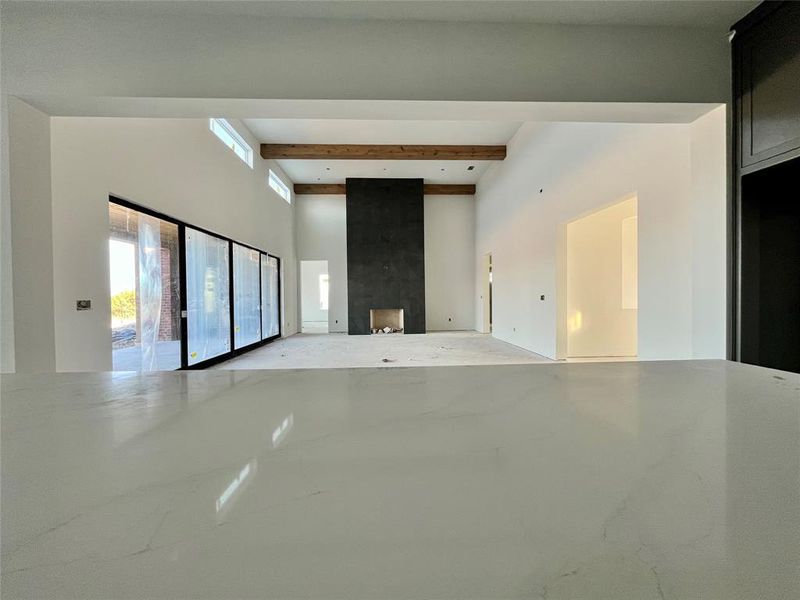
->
<box><xmin>2</xmin><ymin>360</ymin><xmax>799</xmax><ymax>599</ymax></box>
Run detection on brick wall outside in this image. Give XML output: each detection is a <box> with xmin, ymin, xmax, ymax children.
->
<box><xmin>158</xmin><ymin>248</ymin><xmax>173</xmax><ymax>341</ymax></box>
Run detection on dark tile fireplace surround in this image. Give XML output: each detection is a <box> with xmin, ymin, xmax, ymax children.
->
<box><xmin>346</xmin><ymin>178</ymin><xmax>426</xmax><ymax>335</ymax></box>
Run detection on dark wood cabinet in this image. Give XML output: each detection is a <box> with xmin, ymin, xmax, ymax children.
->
<box><xmin>735</xmin><ymin>1</ymin><xmax>800</xmax><ymax>170</ymax></box>
<box><xmin>732</xmin><ymin>2</ymin><xmax>800</xmax><ymax>373</ymax></box>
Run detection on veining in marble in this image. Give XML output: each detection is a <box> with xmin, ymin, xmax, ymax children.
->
<box><xmin>1</xmin><ymin>361</ymin><xmax>798</xmax><ymax>598</ymax></box>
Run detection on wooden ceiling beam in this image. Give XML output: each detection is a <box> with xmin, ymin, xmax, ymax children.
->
<box><xmin>263</xmin><ymin>144</ymin><xmax>505</xmax><ymax>160</ymax></box>
<box><xmin>293</xmin><ymin>183</ymin><xmax>347</xmax><ymax>195</ymax></box>
<box><xmin>423</xmin><ymin>184</ymin><xmax>476</xmax><ymax>196</ymax></box>
<box><xmin>293</xmin><ymin>183</ymin><xmax>476</xmax><ymax>195</ymax></box>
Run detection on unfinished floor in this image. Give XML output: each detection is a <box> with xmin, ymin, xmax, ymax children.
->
<box><xmin>217</xmin><ymin>331</ymin><xmax>549</xmax><ymax>370</ymax></box>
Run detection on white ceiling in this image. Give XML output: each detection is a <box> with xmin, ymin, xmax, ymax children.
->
<box><xmin>59</xmin><ymin>1</ymin><xmax>759</xmax><ymax>30</ymax></box>
<box><xmin>244</xmin><ymin>119</ymin><xmax>523</xmax><ymax>185</ymax></box>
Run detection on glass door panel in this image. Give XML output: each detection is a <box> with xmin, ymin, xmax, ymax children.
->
<box><xmin>260</xmin><ymin>254</ymin><xmax>269</xmax><ymax>338</ymax></box>
<box><xmin>108</xmin><ymin>202</ymin><xmax>181</xmax><ymax>371</ymax></box>
<box><xmin>233</xmin><ymin>244</ymin><xmax>261</xmax><ymax>348</ymax></box>
<box><xmin>186</xmin><ymin>228</ymin><xmax>231</xmax><ymax>365</ymax></box>
<box><xmin>261</xmin><ymin>254</ymin><xmax>280</xmax><ymax>339</ymax></box>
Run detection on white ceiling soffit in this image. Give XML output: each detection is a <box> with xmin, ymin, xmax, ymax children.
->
<box><xmin>278</xmin><ymin>160</ymin><xmax>492</xmax><ymax>186</ymax></box>
<box><xmin>242</xmin><ymin>120</ymin><xmax>523</xmax><ymax>145</ymax></box>
<box><xmin>48</xmin><ymin>1</ymin><xmax>760</xmax><ymax>29</ymax></box>
<box><xmin>26</xmin><ymin>97</ymin><xmax>722</xmax><ymax>124</ymax></box>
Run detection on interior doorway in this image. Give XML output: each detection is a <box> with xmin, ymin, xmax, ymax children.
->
<box><xmin>565</xmin><ymin>196</ymin><xmax>638</xmax><ymax>359</ymax></box>
<box><xmin>482</xmin><ymin>253</ymin><xmax>493</xmax><ymax>333</ymax></box>
<box><xmin>300</xmin><ymin>260</ymin><xmax>329</xmax><ymax>333</ymax></box>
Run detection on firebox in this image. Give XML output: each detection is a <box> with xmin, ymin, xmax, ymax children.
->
<box><xmin>370</xmin><ymin>309</ymin><xmax>404</xmax><ymax>334</ymax></box>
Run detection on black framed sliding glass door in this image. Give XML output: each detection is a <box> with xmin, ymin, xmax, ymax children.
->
<box><xmin>185</xmin><ymin>228</ymin><xmax>232</xmax><ymax>366</ymax></box>
<box><xmin>109</xmin><ymin>197</ymin><xmax>282</xmax><ymax>371</ymax></box>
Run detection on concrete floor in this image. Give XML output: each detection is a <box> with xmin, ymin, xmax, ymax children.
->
<box><xmin>218</xmin><ymin>331</ymin><xmax>549</xmax><ymax>369</ymax></box>
<box><xmin>301</xmin><ymin>321</ymin><xmax>329</xmax><ymax>334</ymax></box>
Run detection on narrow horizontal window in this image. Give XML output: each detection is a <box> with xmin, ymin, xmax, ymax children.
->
<box><xmin>269</xmin><ymin>170</ymin><xmax>291</xmax><ymax>203</ymax></box>
<box><xmin>209</xmin><ymin>118</ymin><xmax>253</xmax><ymax>168</ymax></box>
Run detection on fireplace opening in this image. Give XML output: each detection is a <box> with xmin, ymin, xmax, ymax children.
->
<box><xmin>370</xmin><ymin>309</ymin><xmax>404</xmax><ymax>334</ymax></box>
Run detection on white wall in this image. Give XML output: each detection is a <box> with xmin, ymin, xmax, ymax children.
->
<box><xmin>300</xmin><ymin>260</ymin><xmax>329</xmax><ymax>326</ymax></box>
<box><xmin>49</xmin><ymin>117</ymin><xmax>297</xmax><ymax>371</ymax></box>
<box><xmin>475</xmin><ymin>116</ymin><xmax>726</xmax><ymax>360</ymax></box>
<box><xmin>566</xmin><ymin>197</ymin><xmax>638</xmax><ymax>357</ymax></box>
<box><xmin>4</xmin><ymin>98</ymin><xmax>56</xmax><ymax>372</ymax></box>
<box><xmin>425</xmin><ymin>195</ymin><xmax>476</xmax><ymax>331</ymax></box>
<box><xmin>690</xmin><ymin>106</ymin><xmax>727</xmax><ymax>358</ymax></box>
<box><xmin>295</xmin><ymin>195</ymin><xmax>348</xmax><ymax>333</ymax></box>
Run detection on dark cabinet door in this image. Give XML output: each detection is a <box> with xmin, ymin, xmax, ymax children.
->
<box><xmin>738</xmin><ymin>2</ymin><xmax>800</xmax><ymax>168</ymax></box>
